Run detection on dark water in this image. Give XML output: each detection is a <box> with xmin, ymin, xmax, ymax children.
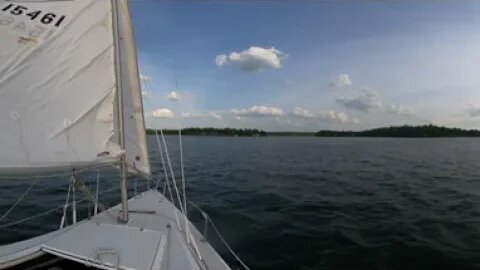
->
<box><xmin>1</xmin><ymin>136</ymin><xmax>480</xmax><ymax>270</ymax></box>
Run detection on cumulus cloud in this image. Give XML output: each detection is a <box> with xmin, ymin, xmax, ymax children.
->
<box><xmin>288</xmin><ymin>107</ymin><xmax>358</xmax><ymax>124</ymax></box>
<box><xmin>331</xmin><ymin>73</ymin><xmax>352</xmax><ymax>88</ymax></box>
<box><xmin>231</xmin><ymin>105</ymin><xmax>284</xmax><ymax>117</ymax></box>
<box><xmin>387</xmin><ymin>103</ymin><xmax>414</xmax><ymax>116</ymax></box>
<box><xmin>336</xmin><ymin>88</ymin><xmax>383</xmax><ymax>112</ymax></box>
<box><xmin>291</xmin><ymin>107</ymin><xmax>315</xmax><ymax>119</ymax></box>
<box><xmin>180</xmin><ymin>111</ymin><xmax>222</xmax><ymax>119</ymax></box>
<box><xmin>318</xmin><ymin>110</ymin><xmax>359</xmax><ymax>124</ymax></box>
<box><xmin>151</xmin><ymin>108</ymin><xmax>174</xmax><ymax>118</ymax></box>
<box><xmin>140</xmin><ymin>74</ymin><xmax>151</xmax><ymax>82</ymax></box>
<box><xmin>208</xmin><ymin>112</ymin><xmax>222</xmax><ymax>119</ymax></box>
<box><xmin>215</xmin><ymin>46</ymin><xmax>285</xmax><ymax>72</ymax></box>
<box><xmin>166</xmin><ymin>91</ymin><xmax>180</xmax><ymax>102</ymax></box>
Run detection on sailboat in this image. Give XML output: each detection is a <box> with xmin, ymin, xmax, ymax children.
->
<box><xmin>0</xmin><ymin>0</ymin><xmax>246</xmax><ymax>269</ymax></box>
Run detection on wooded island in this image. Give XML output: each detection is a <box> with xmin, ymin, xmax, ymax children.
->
<box><xmin>315</xmin><ymin>125</ymin><xmax>480</xmax><ymax>137</ymax></box>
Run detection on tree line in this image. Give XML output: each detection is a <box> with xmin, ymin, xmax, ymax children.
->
<box><xmin>315</xmin><ymin>125</ymin><xmax>480</xmax><ymax>138</ymax></box>
<box><xmin>146</xmin><ymin>127</ymin><xmax>267</xmax><ymax>137</ymax></box>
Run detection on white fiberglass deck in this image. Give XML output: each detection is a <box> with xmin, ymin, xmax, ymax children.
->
<box><xmin>0</xmin><ymin>190</ymin><xmax>231</xmax><ymax>270</ymax></box>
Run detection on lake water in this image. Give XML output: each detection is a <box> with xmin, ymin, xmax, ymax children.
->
<box><xmin>1</xmin><ymin>136</ymin><xmax>480</xmax><ymax>269</ymax></box>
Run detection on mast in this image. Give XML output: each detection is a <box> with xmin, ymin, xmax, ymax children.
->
<box><xmin>112</xmin><ymin>0</ymin><xmax>129</xmax><ymax>223</ymax></box>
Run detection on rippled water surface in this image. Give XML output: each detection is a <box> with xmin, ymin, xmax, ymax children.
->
<box><xmin>2</xmin><ymin>136</ymin><xmax>480</xmax><ymax>270</ymax></box>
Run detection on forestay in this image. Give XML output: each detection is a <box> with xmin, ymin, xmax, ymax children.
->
<box><xmin>0</xmin><ymin>0</ymin><xmax>121</xmax><ymax>175</ymax></box>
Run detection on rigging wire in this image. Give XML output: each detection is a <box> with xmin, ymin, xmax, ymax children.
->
<box><xmin>0</xmin><ymin>184</ymin><xmax>122</xmax><ymax>229</ymax></box>
<box><xmin>155</xmin><ymin>129</ymin><xmax>183</xmax><ymax>229</ymax></box>
<box><xmin>154</xmin><ymin>130</ymin><xmax>170</xmax><ymax>191</ymax></box>
<box><xmin>159</xmin><ymin>128</ymin><xmax>186</xmax><ymax>215</ymax></box>
<box><xmin>188</xmin><ymin>200</ymin><xmax>250</xmax><ymax>270</ymax></box>
<box><xmin>0</xmin><ymin>177</ymin><xmax>40</xmax><ymax>223</ymax></box>
<box><xmin>209</xmin><ymin>217</ymin><xmax>250</xmax><ymax>270</ymax></box>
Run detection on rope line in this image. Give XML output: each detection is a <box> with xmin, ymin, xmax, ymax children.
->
<box><xmin>208</xmin><ymin>217</ymin><xmax>250</xmax><ymax>270</ymax></box>
<box><xmin>0</xmin><ymin>177</ymin><xmax>40</xmax><ymax>223</ymax></box>
<box><xmin>0</xmin><ymin>207</ymin><xmax>62</xmax><ymax>229</ymax></box>
<box><xmin>155</xmin><ymin>130</ymin><xmax>182</xmax><ymax>230</ymax></box>
<box><xmin>189</xmin><ymin>201</ymin><xmax>250</xmax><ymax>269</ymax></box>
<box><xmin>187</xmin><ymin>200</ymin><xmax>250</xmax><ymax>270</ymax></box>
<box><xmin>159</xmin><ymin>128</ymin><xmax>185</xmax><ymax>214</ymax></box>
<box><xmin>154</xmin><ymin>130</ymin><xmax>171</xmax><ymax>199</ymax></box>
<box><xmin>0</xmin><ymin>185</ymin><xmax>120</xmax><ymax>229</ymax></box>
<box><xmin>154</xmin><ymin>130</ymin><xmax>170</xmax><ymax>192</ymax></box>
<box><xmin>155</xmin><ymin>129</ymin><xmax>248</xmax><ymax>269</ymax></box>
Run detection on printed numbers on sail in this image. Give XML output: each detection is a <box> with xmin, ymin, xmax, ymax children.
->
<box><xmin>1</xmin><ymin>4</ymin><xmax>66</xmax><ymax>27</ymax></box>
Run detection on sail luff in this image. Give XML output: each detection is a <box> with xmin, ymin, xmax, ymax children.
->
<box><xmin>116</xmin><ymin>0</ymin><xmax>151</xmax><ymax>177</ymax></box>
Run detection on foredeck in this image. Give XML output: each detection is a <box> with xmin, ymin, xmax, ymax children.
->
<box><xmin>0</xmin><ymin>190</ymin><xmax>231</xmax><ymax>270</ymax></box>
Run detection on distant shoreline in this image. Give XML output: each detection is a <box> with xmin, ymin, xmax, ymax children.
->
<box><xmin>147</xmin><ymin>125</ymin><xmax>480</xmax><ymax>138</ymax></box>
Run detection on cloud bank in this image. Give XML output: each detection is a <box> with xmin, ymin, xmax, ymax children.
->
<box><xmin>291</xmin><ymin>107</ymin><xmax>315</xmax><ymax>119</ymax></box>
<box><xmin>231</xmin><ymin>105</ymin><xmax>285</xmax><ymax>117</ymax></box>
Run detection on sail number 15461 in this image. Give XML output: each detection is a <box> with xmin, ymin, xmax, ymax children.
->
<box><xmin>1</xmin><ymin>4</ymin><xmax>66</xmax><ymax>27</ymax></box>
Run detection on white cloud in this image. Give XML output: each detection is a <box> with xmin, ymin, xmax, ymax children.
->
<box><xmin>387</xmin><ymin>103</ymin><xmax>414</xmax><ymax>116</ymax></box>
<box><xmin>208</xmin><ymin>112</ymin><xmax>222</xmax><ymax>119</ymax></box>
<box><xmin>151</xmin><ymin>108</ymin><xmax>174</xmax><ymax>118</ymax></box>
<box><xmin>215</xmin><ymin>46</ymin><xmax>285</xmax><ymax>72</ymax></box>
<box><xmin>215</xmin><ymin>55</ymin><xmax>227</xmax><ymax>66</ymax></box>
<box><xmin>336</xmin><ymin>88</ymin><xmax>383</xmax><ymax>112</ymax></box>
<box><xmin>331</xmin><ymin>73</ymin><xmax>352</xmax><ymax>88</ymax></box>
<box><xmin>318</xmin><ymin>110</ymin><xmax>359</xmax><ymax>124</ymax></box>
<box><xmin>235</xmin><ymin>116</ymin><xmax>242</xmax><ymax>120</ymax></box>
<box><xmin>291</xmin><ymin>107</ymin><xmax>315</xmax><ymax>119</ymax></box>
<box><xmin>140</xmin><ymin>74</ymin><xmax>151</xmax><ymax>82</ymax></box>
<box><xmin>231</xmin><ymin>105</ymin><xmax>284</xmax><ymax>117</ymax></box>
<box><xmin>167</xmin><ymin>91</ymin><xmax>180</xmax><ymax>102</ymax></box>
<box><xmin>180</xmin><ymin>111</ymin><xmax>222</xmax><ymax>119</ymax></box>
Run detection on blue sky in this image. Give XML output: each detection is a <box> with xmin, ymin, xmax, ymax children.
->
<box><xmin>130</xmin><ymin>0</ymin><xmax>480</xmax><ymax>131</ymax></box>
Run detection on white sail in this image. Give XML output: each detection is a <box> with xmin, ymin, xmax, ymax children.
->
<box><xmin>115</xmin><ymin>0</ymin><xmax>151</xmax><ymax>177</ymax></box>
<box><xmin>0</xmin><ymin>0</ymin><xmax>122</xmax><ymax>175</ymax></box>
